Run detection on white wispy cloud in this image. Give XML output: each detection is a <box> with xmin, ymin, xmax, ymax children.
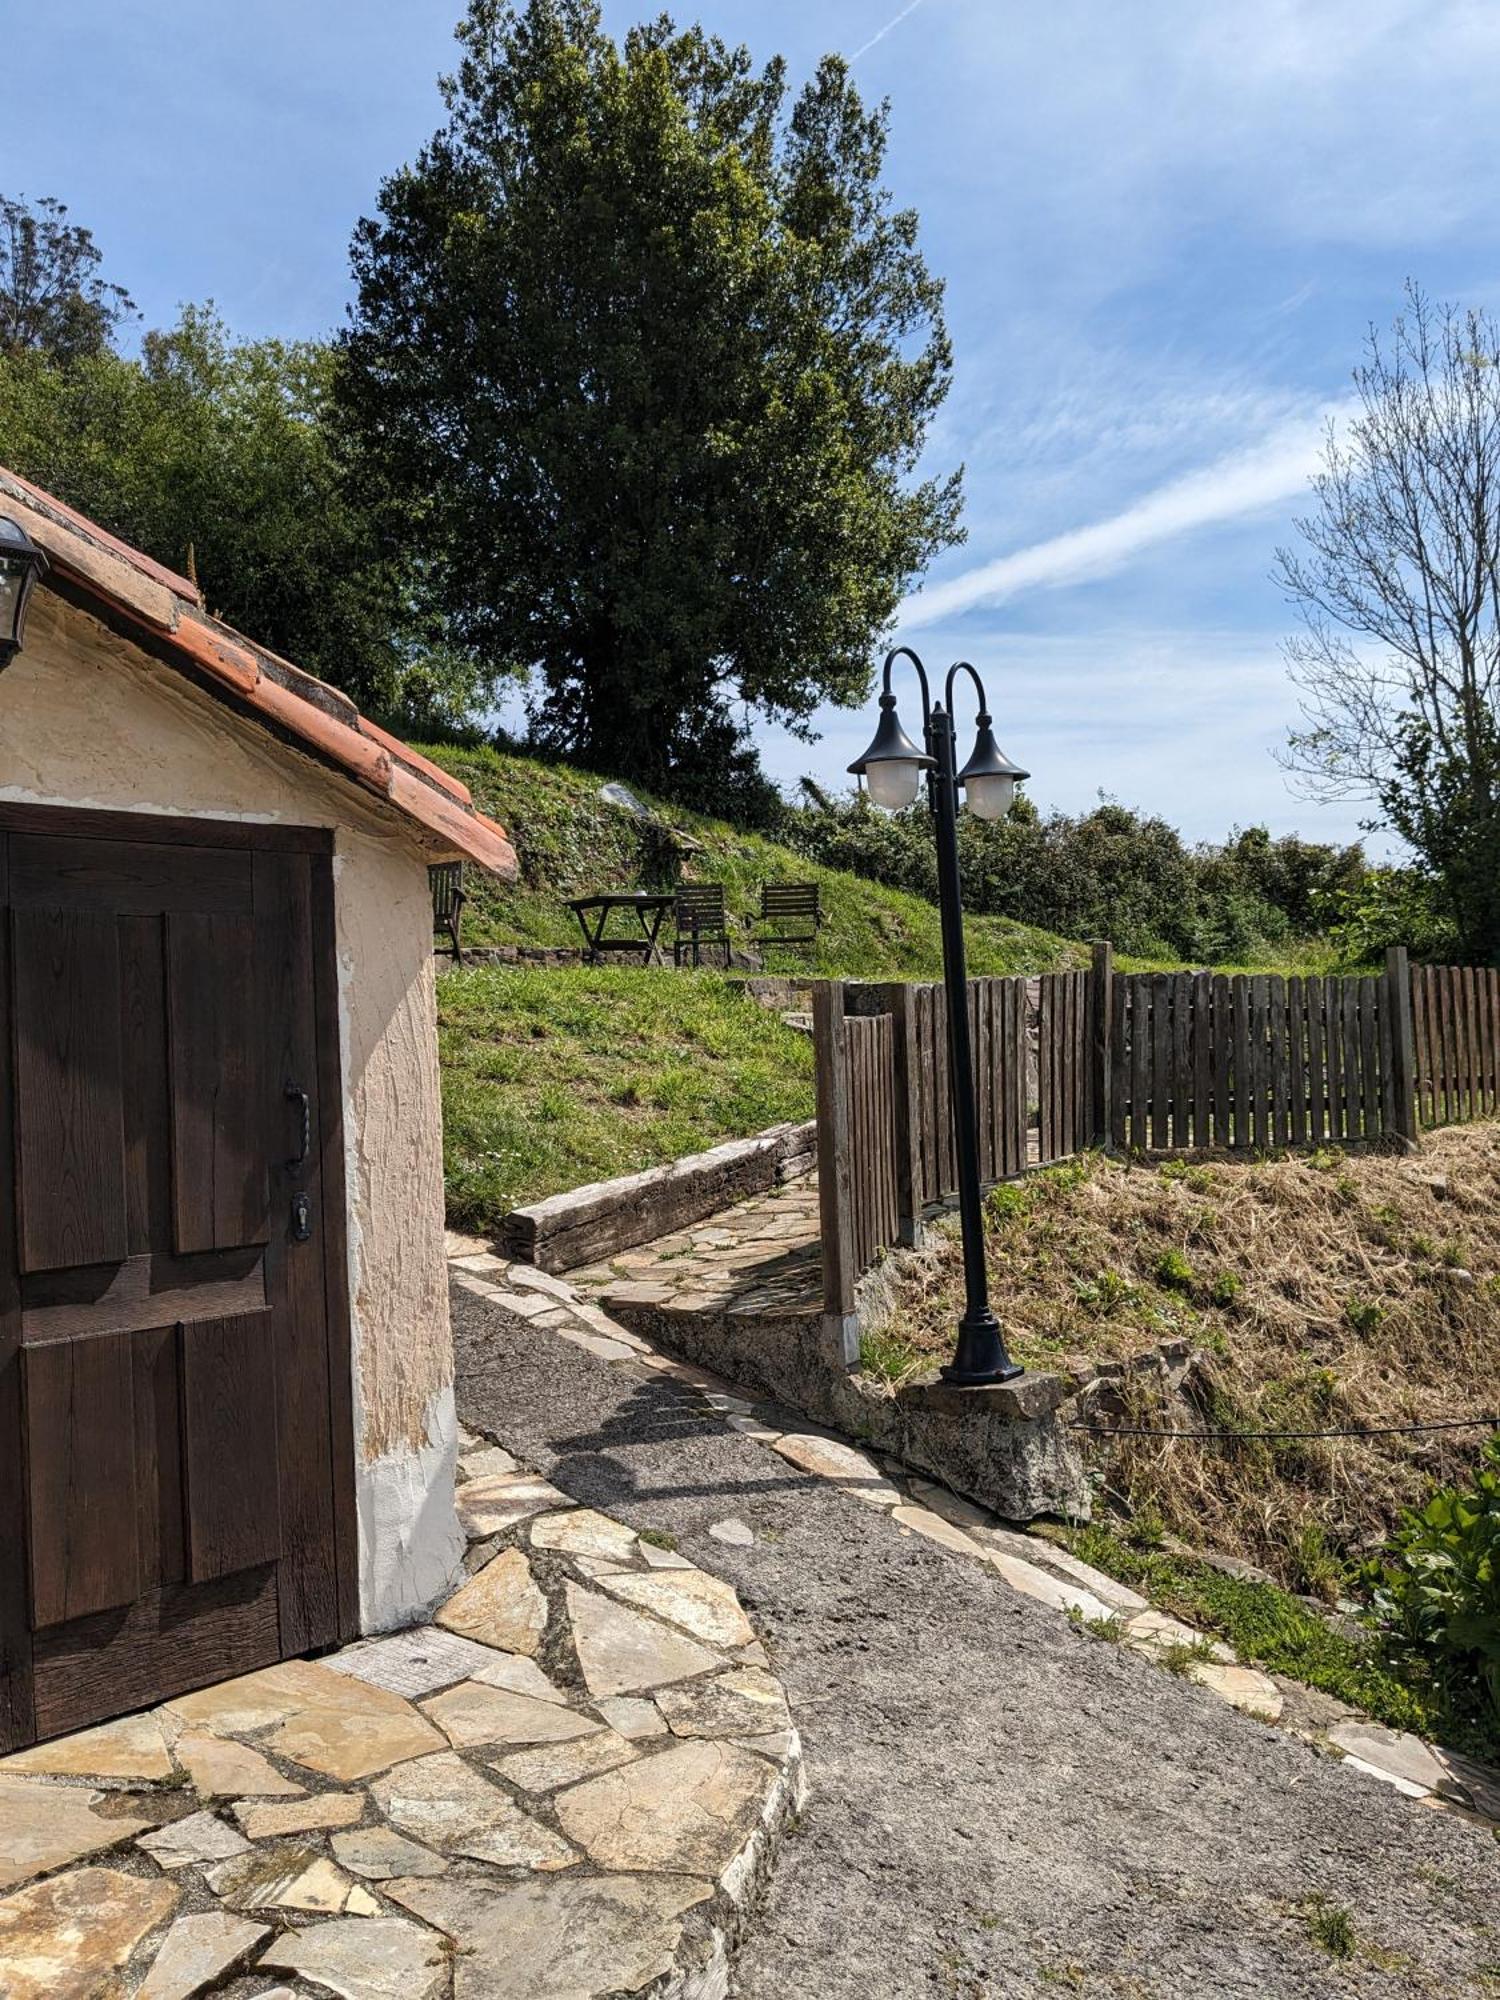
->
<box><xmin>900</xmin><ymin>403</ymin><xmax>1350</xmax><ymax>629</ymax></box>
<box><xmin>851</xmin><ymin>0</ymin><xmax>932</xmax><ymax>62</ymax></box>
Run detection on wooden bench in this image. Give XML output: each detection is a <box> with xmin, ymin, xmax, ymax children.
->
<box><xmin>752</xmin><ymin>881</ymin><xmax>823</xmax><ymax>952</ymax></box>
<box><xmin>430</xmin><ymin>861</ymin><xmax>467</xmax><ymax>963</ymax></box>
<box><xmin>673</xmin><ymin>883</ymin><xmax>731</xmax><ymax>967</ymax></box>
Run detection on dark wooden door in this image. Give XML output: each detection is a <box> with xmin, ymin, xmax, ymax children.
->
<box><xmin>0</xmin><ymin>808</ymin><xmax>355</xmax><ymax>1748</ymax></box>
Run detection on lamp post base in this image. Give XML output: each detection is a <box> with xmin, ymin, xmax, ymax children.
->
<box><xmin>942</xmin><ymin>1308</ymin><xmax>1024</xmax><ymax>1387</ymax></box>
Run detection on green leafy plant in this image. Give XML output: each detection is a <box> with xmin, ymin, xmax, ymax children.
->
<box><xmin>1365</xmin><ymin>1435</ymin><xmax>1500</xmax><ymax>1723</ymax></box>
<box><xmin>1153</xmin><ymin>1248</ymin><xmax>1195</xmax><ymax>1292</ymax></box>
<box><xmin>1209</xmin><ymin>1270</ymin><xmax>1242</xmax><ymax>1308</ymax></box>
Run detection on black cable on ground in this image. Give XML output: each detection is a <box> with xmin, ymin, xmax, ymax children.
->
<box><xmin>1066</xmin><ymin>1414</ymin><xmax>1500</xmax><ymax>1441</ymax></box>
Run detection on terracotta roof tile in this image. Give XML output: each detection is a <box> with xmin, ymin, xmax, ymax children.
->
<box><xmin>1</xmin><ymin>466</ymin><xmax>517</xmax><ymax>879</ymax></box>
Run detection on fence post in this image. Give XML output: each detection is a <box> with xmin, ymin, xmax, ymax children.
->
<box><xmin>1385</xmin><ymin>946</ymin><xmax>1419</xmax><ymax>1150</ymax></box>
<box><xmin>1091</xmin><ymin>941</ymin><xmax>1114</xmax><ymax>1150</ymax></box>
<box><xmin>813</xmin><ymin>982</ymin><xmax>858</xmax><ymax>1335</ymax></box>
<box><xmin>873</xmin><ymin>982</ymin><xmax>924</xmax><ymax>1246</ymax></box>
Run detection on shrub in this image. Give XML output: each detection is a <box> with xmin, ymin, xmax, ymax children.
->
<box><xmin>1365</xmin><ymin>1435</ymin><xmax>1500</xmax><ymax>1724</ymax></box>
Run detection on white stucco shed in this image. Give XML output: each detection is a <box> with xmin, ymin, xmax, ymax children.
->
<box><xmin>0</xmin><ymin>468</ymin><xmax>516</xmax><ymax>1747</ymax></box>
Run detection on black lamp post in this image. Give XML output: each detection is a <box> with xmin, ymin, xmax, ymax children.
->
<box><xmin>848</xmin><ymin>647</ymin><xmax>1030</xmax><ymax>1386</ymax></box>
<box><xmin>0</xmin><ymin>516</ymin><xmax>49</xmax><ymax>669</ymax></box>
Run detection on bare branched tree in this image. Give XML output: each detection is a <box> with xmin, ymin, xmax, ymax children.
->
<box><xmin>1277</xmin><ymin>285</ymin><xmax>1500</xmax><ymax>960</ymax></box>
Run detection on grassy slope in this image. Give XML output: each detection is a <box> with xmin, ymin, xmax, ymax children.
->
<box><xmin>440</xmin><ymin>966</ymin><xmax>815</xmax><ymax>1225</ymax></box>
<box><xmin>421</xmin><ymin>746</ymin><xmax>1090</xmax><ymax>981</ymax></box>
<box><xmin>426</xmin><ymin>746</ymin><xmax>1087</xmax><ymax>1221</ymax></box>
<box><xmin>878</xmin><ymin>1128</ymin><xmax>1500</xmax><ymax>1590</ymax></box>
<box><xmin>877</xmin><ymin>1127</ymin><xmax>1500</xmax><ymax>1758</ymax></box>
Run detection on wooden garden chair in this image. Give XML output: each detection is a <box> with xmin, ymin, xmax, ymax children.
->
<box><xmin>430</xmin><ymin>860</ymin><xmax>467</xmax><ymax>963</ymax></box>
<box><xmin>751</xmin><ymin>881</ymin><xmax>823</xmax><ymax>954</ymax></box>
<box><xmin>672</xmin><ymin>883</ymin><xmax>731</xmax><ymax>967</ymax></box>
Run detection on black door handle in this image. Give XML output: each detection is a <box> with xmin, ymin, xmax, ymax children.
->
<box><xmin>285</xmin><ymin>1085</ymin><xmax>311</xmax><ymax>1171</ymax></box>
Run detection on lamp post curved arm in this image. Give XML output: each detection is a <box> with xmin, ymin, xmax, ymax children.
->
<box><xmin>883</xmin><ymin>645</ymin><xmax>935</xmax><ymax>731</ymax></box>
<box><xmin>944</xmin><ymin>658</ymin><xmax>987</xmax><ymax>718</ymax></box>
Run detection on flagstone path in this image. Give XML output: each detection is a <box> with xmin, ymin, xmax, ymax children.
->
<box><xmin>560</xmin><ymin>1173</ymin><xmax>823</xmax><ymax>1322</ymax></box>
<box><xmin>0</xmin><ymin>1444</ymin><xmax>801</xmax><ymax>2000</ymax></box>
<box><xmin>450</xmin><ymin>1246</ymin><xmax>1500</xmax><ymax>1999</ymax></box>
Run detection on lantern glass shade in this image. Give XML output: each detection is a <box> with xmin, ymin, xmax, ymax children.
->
<box><xmin>848</xmin><ymin>693</ymin><xmax>934</xmax><ymax>815</ymax></box>
<box><xmin>865</xmin><ymin>756</ymin><xmax>925</xmax><ymax>812</ymax></box>
<box><xmin>0</xmin><ymin>516</ymin><xmax>48</xmax><ymax>665</ymax></box>
<box><xmin>964</xmin><ymin>771</ymin><xmax>1016</xmax><ymax>821</ymax></box>
<box><xmin>957</xmin><ymin>718</ymin><xmax>1028</xmax><ymax>822</ymax></box>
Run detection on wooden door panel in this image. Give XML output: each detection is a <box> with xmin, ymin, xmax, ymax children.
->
<box><xmin>20</xmin><ymin>1247</ymin><xmax>267</xmax><ymax>1344</ymax></box>
<box><xmin>0</xmin><ymin>808</ymin><xmax>352</xmax><ymax>1748</ymax></box>
<box><xmin>166</xmin><ymin>913</ymin><xmax>270</xmax><ymax>1253</ymax></box>
<box><xmin>180</xmin><ymin>1310</ymin><xmax>281</xmax><ymax>1583</ymax></box>
<box><xmin>0</xmin><ymin>834</ymin><xmax>32</xmax><ymax>1750</ymax></box>
<box><xmin>8</xmin><ymin>833</ymin><xmax>252</xmax><ymax>917</ymax></box>
<box><xmin>23</xmin><ymin>1332</ymin><xmax>141</xmax><ymax>1627</ymax></box>
<box><xmin>132</xmin><ymin>1324</ymin><xmax>186</xmax><ymax>1592</ymax></box>
<box><xmin>11</xmin><ymin>909</ymin><xmax>129</xmax><ymax>1274</ymax></box>
<box><xmin>120</xmin><ymin>913</ymin><xmax>172</xmax><ymax>1258</ymax></box>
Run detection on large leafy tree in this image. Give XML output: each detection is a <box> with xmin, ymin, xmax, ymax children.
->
<box><xmin>339</xmin><ymin>0</ymin><xmax>962</xmax><ymax>802</ymax></box>
<box><xmin>1278</xmin><ymin>286</ymin><xmax>1500</xmax><ymax>963</ymax></box>
<box><xmin>0</xmin><ymin>194</ymin><xmax>137</xmax><ymax>362</ymax></box>
<box><xmin>0</xmin><ymin>301</ymin><xmax>485</xmax><ymax>727</ymax></box>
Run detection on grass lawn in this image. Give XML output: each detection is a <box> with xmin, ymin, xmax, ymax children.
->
<box><xmin>439</xmin><ymin>964</ymin><xmax>816</xmax><ymax>1227</ymax></box>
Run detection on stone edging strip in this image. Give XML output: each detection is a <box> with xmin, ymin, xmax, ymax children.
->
<box><xmin>449</xmin><ymin>1235</ymin><xmax>1500</xmax><ymax>1833</ymax></box>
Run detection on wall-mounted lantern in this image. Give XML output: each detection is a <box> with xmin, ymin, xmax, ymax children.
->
<box><xmin>0</xmin><ymin>516</ymin><xmax>49</xmax><ymax>669</ymax></box>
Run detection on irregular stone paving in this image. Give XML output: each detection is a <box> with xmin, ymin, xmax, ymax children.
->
<box><xmin>558</xmin><ymin>1174</ymin><xmax>823</xmax><ymax>1321</ymax></box>
<box><xmin>0</xmin><ymin>1437</ymin><xmax>803</xmax><ymax>2000</ymax></box>
<box><xmin>447</xmin><ymin>1220</ymin><xmax>1500</xmax><ymax>1832</ymax></box>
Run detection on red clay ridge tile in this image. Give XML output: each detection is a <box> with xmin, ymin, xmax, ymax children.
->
<box><xmin>4</xmin><ymin>461</ymin><xmax>518</xmax><ymax>879</ymax></box>
<box><xmin>358</xmin><ymin>717</ymin><xmax>474</xmax><ymax>805</ymax></box>
<box><xmin>1</xmin><ymin>466</ymin><xmax>201</xmax><ymax>604</ymax></box>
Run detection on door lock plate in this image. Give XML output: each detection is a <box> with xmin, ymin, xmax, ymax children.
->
<box><xmin>291</xmin><ymin>1192</ymin><xmax>313</xmax><ymax>1242</ymax></box>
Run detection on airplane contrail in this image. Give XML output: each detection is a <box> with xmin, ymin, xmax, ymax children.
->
<box><xmin>852</xmin><ymin>0</ymin><xmax>933</xmax><ymax>61</ymax></box>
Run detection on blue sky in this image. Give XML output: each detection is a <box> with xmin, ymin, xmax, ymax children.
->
<box><xmin>14</xmin><ymin>1</ymin><xmax>1500</xmax><ymax>850</ymax></box>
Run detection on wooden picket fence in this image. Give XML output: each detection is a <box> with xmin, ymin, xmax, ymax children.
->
<box><xmin>1410</xmin><ymin>963</ymin><xmax>1500</xmax><ymax>1125</ymax></box>
<box><xmin>816</xmin><ymin>969</ymin><xmax>1095</xmax><ymax>1314</ymax></box>
<box><xmin>814</xmin><ymin>944</ymin><xmax>1500</xmax><ymax>1317</ymax></box>
<box><xmin>1107</xmin><ymin>968</ymin><xmax>1408</xmax><ymax>1152</ymax></box>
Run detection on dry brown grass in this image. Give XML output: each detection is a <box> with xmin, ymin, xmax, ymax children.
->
<box><xmin>880</xmin><ymin>1126</ymin><xmax>1500</xmax><ymax>1595</ymax></box>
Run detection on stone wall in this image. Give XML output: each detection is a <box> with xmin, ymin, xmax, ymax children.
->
<box><xmin>605</xmin><ymin>1280</ymin><xmax>1089</xmax><ymax>1524</ymax></box>
<box><xmin>503</xmin><ymin>1123</ymin><xmax>818</xmax><ymax>1274</ymax></box>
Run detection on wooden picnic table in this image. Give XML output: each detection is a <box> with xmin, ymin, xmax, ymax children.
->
<box><xmin>567</xmin><ymin>891</ymin><xmax>675</xmax><ymax>964</ymax></box>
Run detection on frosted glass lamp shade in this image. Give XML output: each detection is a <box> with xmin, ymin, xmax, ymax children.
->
<box><xmin>964</xmin><ymin>772</ymin><xmax>1016</xmax><ymax>820</ymax></box>
<box><xmin>848</xmin><ymin>693</ymin><xmax>934</xmax><ymax>813</ymax></box>
<box><xmin>866</xmin><ymin>757</ymin><xmax>924</xmax><ymax>811</ymax></box>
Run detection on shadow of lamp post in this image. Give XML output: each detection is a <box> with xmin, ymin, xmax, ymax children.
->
<box><xmin>848</xmin><ymin>646</ymin><xmax>1030</xmax><ymax>1386</ymax></box>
